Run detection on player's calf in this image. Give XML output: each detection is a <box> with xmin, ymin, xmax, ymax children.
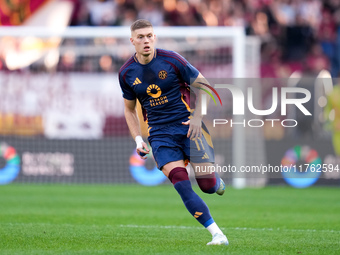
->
<box><xmin>168</xmin><ymin>167</ymin><xmax>227</xmax><ymax>244</ymax></box>
<box><xmin>196</xmin><ymin>172</ymin><xmax>222</xmax><ymax>194</ymax></box>
<box><xmin>168</xmin><ymin>167</ymin><xmax>213</xmax><ymax>227</ymax></box>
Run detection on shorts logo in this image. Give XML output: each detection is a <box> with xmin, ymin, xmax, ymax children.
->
<box><xmin>147</xmin><ymin>84</ymin><xmax>162</xmax><ymax>98</ymax></box>
<box><xmin>158</xmin><ymin>70</ymin><xmax>167</xmax><ymax>80</ymax></box>
<box><xmin>202</xmin><ymin>153</ymin><xmax>209</xmax><ymax>159</ymax></box>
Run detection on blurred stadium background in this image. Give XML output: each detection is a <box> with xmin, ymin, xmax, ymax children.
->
<box><xmin>0</xmin><ymin>0</ymin><xmax>339</xmax><ymax>189</ymax></box>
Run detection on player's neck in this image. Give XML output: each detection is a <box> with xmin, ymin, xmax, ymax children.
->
<box><xmin>136</xmin><ymin>50</ymin><xmax>155</xmax><ymax>65</ymax></box>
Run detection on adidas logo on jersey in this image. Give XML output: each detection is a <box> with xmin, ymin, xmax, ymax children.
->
<box><xmin>133</xmin><ymin>77</ymin><xmax>142</xmax><ymax>85</ymax></box>
<box><xmin>202</xmin><ymin>153</ymin><xmax>209</xmax><ymax>159</ymax></box>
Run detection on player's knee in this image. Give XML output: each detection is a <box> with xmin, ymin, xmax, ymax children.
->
<box><xmin>168</xmin><ymin>167</ymin><xmax>189</xmax><ymax>185</ymax></box>
<box><xmin>196</xmin><ymin>173</ymin><xmax>218</xmax><ymax>194</ymax></box>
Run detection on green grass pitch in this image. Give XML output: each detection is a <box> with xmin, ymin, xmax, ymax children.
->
<box><xmin>0</xmin><ymin>184</ymin><xmax>339</xmax><ymax>254</ymax></box>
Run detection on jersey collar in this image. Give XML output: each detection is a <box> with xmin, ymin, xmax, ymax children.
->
<box><xmin>133</xmin><ymin>49</ymin><xmax>157</xmax><ymax>65</ymax></box>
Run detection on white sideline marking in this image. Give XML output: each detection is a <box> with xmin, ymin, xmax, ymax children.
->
<box><xmin>119</xmin><ymin>224</ymin><xmax>340</xmax><ymax>233</ymax></box>
<box><xmin>3</xmin><ymin>223</ymin><xmax>339</xmax><ymax>234</ymax></box>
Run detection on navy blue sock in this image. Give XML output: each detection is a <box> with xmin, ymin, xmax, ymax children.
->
<box><xmin>169</xmin><ymin>167</ymin><xmax>214</xmax><ymax>227</ymax></box>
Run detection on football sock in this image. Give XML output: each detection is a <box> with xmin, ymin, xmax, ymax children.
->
<box><xmin>196</xmin><ymin>172</ymin><xmax>221</xmax><ymax>194</ymax></box>
<box><xmin>168</xmin><ymin>167</ymin><xmax>214</xmax><ymax>227</ymax></box>
<box><xmin>206</xmin><ymin>222</ymin><xmax>224</xmax><ymax>236</ymax></box>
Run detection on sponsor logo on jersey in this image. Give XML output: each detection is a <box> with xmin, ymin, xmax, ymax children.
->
<box><xmin>147</xmin><ymin>84</ymin><xmax>162</xmax><ymax>98</ymax></box>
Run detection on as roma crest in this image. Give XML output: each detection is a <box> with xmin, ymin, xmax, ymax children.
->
<box><xmin>158</xmin><ymin>70</ymin><xmax>167</xmax><ymax>80</ymax></box>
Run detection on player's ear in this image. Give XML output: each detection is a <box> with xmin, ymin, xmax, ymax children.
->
<box><xmin>130</xmin><ymin>37</ymin><xmax>134</xmax><ymax>45</ymax></box>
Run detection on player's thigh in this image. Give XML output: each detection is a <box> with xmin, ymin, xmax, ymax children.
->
<box><xmin>185</xmin><ymin>122</ymin><xmax>215</xmax><ymax>162</ymax></box>
<box><xmin>162</xmin><ymin>160</ymin><xmax>186</xmax><ymax>177</ymax></box>
<box><xmin>190</xmin><ymin>162</ymin><xmax>215</xmax><ymax>177</ymax></box>
<box><xmin>187</xmin><ymin>135</ymin><xmax>215</xmax><ymax>165</ymax></box>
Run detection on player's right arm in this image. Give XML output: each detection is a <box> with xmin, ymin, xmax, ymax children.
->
<box><xmin>119</xmin><ymin>64</ymin><xmax>150</xmax><ymax>159</ymax></box>
<box><xmin>124</xmin><ymin>98</ymin><xmax>150</xmax><ymax>159</ymax></box>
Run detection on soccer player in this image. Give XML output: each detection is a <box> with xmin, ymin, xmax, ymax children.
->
<box><xmin>119</xmin><ymin>19</ymin><xmax>228</xmax><ymax>246</ymax></box>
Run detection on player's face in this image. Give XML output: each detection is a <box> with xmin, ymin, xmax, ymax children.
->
<box><xmin>130</xmin><ymin>27</ymin><xmax>156</xmax><ymax>57</ymax></box>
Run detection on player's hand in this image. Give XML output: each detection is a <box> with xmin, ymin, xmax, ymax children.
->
<box><xmin>137</xmin><ymin>142</ymin><xmax>150</xmax><ymax>159</ymax></box>
<box><xmin>182</xmin><ymin>117</ymin><xmax>202</xmax><ymax>139</ymax></box>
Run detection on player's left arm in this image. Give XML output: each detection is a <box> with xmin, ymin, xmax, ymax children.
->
<box><xmin>182</xmin><ymin>72</ymin><xmax>212</xmax><ymax>139</ymax></box>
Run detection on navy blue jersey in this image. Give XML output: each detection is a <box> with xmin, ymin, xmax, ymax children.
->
<box><xmin>119</xmin><ymin>49</ymin><xmax>199</xmax><ymax>126</ymax></box>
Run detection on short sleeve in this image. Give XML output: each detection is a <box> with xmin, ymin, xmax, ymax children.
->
<box><xmin>174</xmin><ymin>52</ymin><xmax>199</xmax><ymax>84</ymax></box>
<box><xmin>119</xmin><ymin>72</ymin><xmax>136</xmax><ymax>100</ymax></box>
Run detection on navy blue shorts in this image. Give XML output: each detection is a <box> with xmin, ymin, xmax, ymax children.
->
<box><xmin>148</xmin><ymin>121</ymin><xmax>215</xmax><ymax>170</ymax></box>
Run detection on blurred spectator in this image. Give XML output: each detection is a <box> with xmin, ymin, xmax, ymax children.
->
<box><xmin>318</xmin><ymin>8</ymin><xmax>337</xmax><ymax>76</ymax></box>
<box><xmin>282</xmin><ymin>14</ymin><xmax>314</xmax><ymax>62</ymax></box>
<box><xmin>58</xmin><ymin>50</ymin><xmax>76</xmax><ymax>72</ymax></box>
<box><xmin>71</xmin><ymin>1</ymin><xmax>91</xmax><ymax>26</ymax></box>
<box><xmin>225</xmin><ymin>1</ymin><xmax>247</xmax><ymax>27</ymax></box>
<box><xmin>305</xmin><ymin>43</ymin><xmax>330</xmax><ymax>74</ymax></box>
<box><xmin>247</xmin><ymin>11</ymin><xmax>272</xmax><ymax>41</ymax></box>
<box><xmin>164</xmin><ymin>0</ymin><xmax>205</xmax><ymax>26</ymax></box>
<box><xmin>2</xmin><ymin>0</ymin><xmax>339</xmax><ymax>79</ymax></box>
<box><xmin>99</xmin><ymin>55</ymin><xmax>114</xmax><ymax>72</ymax></box>
<box><xmin>138</xmin><ymin>1</ymin><xmax>164</xmax><ymax>26</ymax></box>
<box><xmin>297</xmin><ymin>0</ymin><xmax>321</xmax><ymax>30</ymax></box>
<box><xmin>87</xmin><ymin>0</ymin><xmax>118</xmax><ymax>26</ymax></box>
<box><xmin>272</xmin><ymin>0</ymin><xmax>297</xmax><ymax>26</ymax></box>
<box><xmin>118</xmin><ymin>7</ymin><xmax>138</xmax><ymax>26</ymax></box>
<box><xmin>49</xmin><ymin>0</ymin><xmax>340</xmax><ymax>80</ymax></box>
